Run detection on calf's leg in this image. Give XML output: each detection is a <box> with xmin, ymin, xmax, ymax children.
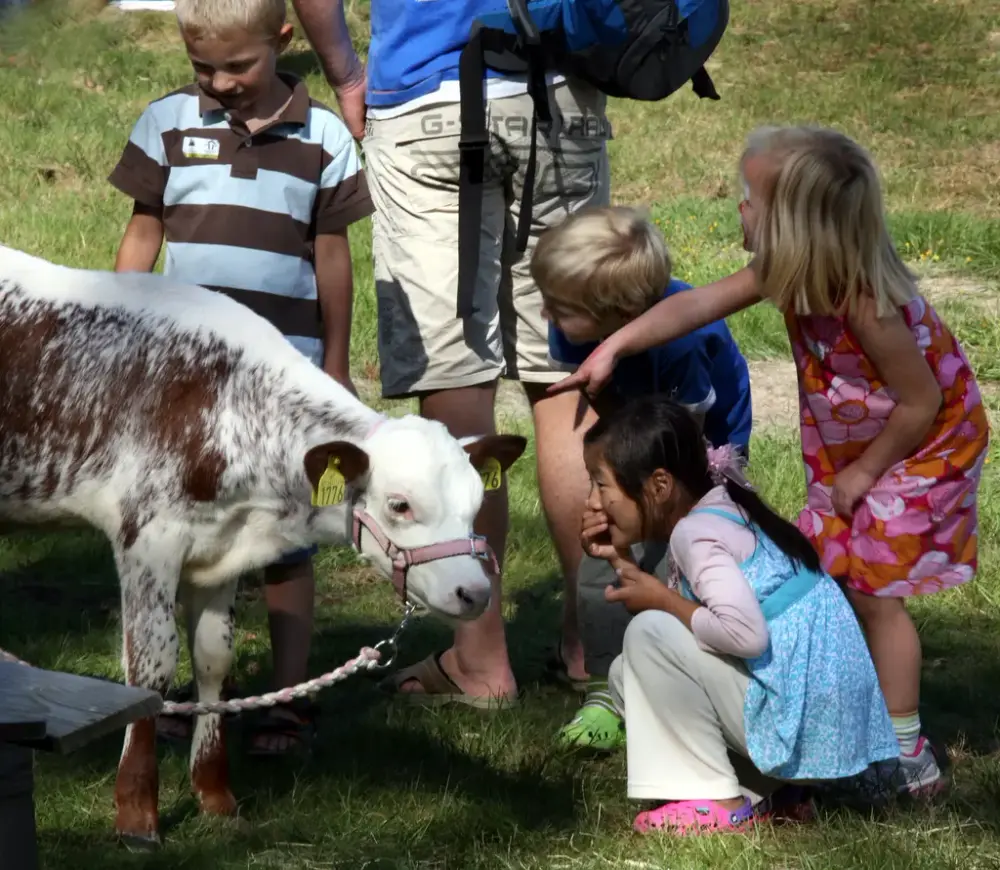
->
<box><xmin>113</xmin><ymin>544</ymin><xmax>183</xmax><ymax>848</ymax></box>
<box><xmin>185</xmin><ymin>579</ymin><xmax>239</xmax><ymax>817</ymax></box>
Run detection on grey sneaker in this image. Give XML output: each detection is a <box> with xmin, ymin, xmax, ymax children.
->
<box><xmin>898</xmin><ymin>736</ymin><xmax>948</xmax><ymax>798</ymax></box>
<box><xmin>812</xmin><ymin>737</ymin><xmax>948</xmax><ymax>810</ymax></box>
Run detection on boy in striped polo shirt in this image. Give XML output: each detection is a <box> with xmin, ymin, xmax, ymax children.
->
<box><xmin>109</xmin><ymin>0</ymin><xmax>374</xmax><ymax>755</ymax></box>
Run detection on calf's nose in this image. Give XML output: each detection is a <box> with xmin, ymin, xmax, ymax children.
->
<box><xmin>455</xmin><ymin>583</ymin><xmax>492</xmax><ymax>615</ymax></box>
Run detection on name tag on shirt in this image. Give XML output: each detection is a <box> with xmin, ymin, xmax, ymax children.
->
<box><xmin>182</xmin><ymin>136</ymin><xmax>221</xmax><ymax>160</ymax></box>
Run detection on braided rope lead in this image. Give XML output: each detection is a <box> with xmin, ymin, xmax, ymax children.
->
<box><xmin>0</xmin><ymin>644</ymin><xmax>384</xmax><ymax>716</ymax></box>
<box><xmin>0</xmin><ymin>605</ymin><xmax>415</xmax><ymax>716</ymax></box>
<box><xmin>161</xmin><ymin>646</ymin><xmax>384</xmax><ymax>715</ymax></box>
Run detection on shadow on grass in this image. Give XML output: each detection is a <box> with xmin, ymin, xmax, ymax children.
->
<box><xmin>0</xmin><ymin>530</ymin><xmax>120</xmax><ymax>668</ymax></box>
<box><xmin>919</xmin><ymin>609</ymin><xmax>1000</xmax><ymax>757</ymax></box>
<box><xmin>37</xmin><ymin>830</ymin><xmax>257</xmax><ymax>870</ymax></box>
<box><xmin>8</xmin><ymin>511</ymin><xmax>1000</xmax><ymax>746</ymax></box>
<box><xmin>16</xmin><ymin>503</ymin><xmax>1000</xmax><ymax>861</ymax></box>
<box><xmin>36</xmin><ymin>678</ymin><xmax>582</xmax><ymax>866</ymax></box>
<box><xmin>4</xmin><ymin>510</ymin><xmax>584</xmax><ymax>865</ymax></box>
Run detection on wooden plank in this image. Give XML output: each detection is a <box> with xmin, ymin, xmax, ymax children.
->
<box><xmin>0</xmin><ymin>743</ymin><xmax>39</xmax><ymax>870</ymax></box>
<box><xmin>0</xmin><ymin>719</ymin><xmax>47</xmax><ymax>744</ymax></box>
<box><xmin>0</xmin><ymin>663</ymin><xmax>163</xmax><ymax>755</ymax></box>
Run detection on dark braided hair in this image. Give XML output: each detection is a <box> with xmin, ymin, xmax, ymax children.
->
<box><xmin>583</xmin><ymin>395</ymin><xmax>820</xmax><ymax>572</ymax></box>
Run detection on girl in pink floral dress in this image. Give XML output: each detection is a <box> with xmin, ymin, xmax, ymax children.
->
<box><xmin>553</xmin><ymin>125</ymin><xmax>990</xmax><ymax>798</ymax></box>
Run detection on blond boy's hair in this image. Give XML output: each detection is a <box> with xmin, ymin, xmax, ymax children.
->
<box><xmin>175</xmin><ymin>0</ymin><xmax>286</xmax><ymax>40</ymax></box>
<box><xmin>530</xmin><ymin>206</ymin><xmax>672</xmax><ymax>322</ymax></box>
<box><xmin>741</xmin><ymin>125</ymin><xmax>917</xmax><ymax>318</ymax></box>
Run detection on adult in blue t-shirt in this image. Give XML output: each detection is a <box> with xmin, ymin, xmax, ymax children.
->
<box><xmin>290</xmin><ymin>0</ymin><xmax>611</xmax><ymax>711</ymax></box>
<box><xmin>548</xmin><ymin>279</ymin><xmax>753</xmax><ymax>452</ymax></box>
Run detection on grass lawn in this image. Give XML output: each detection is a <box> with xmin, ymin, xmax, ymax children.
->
<box><xmin>1</xmin><ymin>0</ymin><xmax>1000</xmax><ymax>866</ymax></box>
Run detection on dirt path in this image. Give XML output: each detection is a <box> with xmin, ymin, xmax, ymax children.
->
<box><xmin>359</xmin><ymin>342</ymin><xmax>998</xmax><ymax>437</ymax></box>
<box><xmin>357</xmin><ymin>363</ymin><xmax>812</xmax><ymax>432</ymax></box>
<box><xmin>493</xmin><ymin>363</ymin><xmax>804</xmax><ymax>431</ymax></box>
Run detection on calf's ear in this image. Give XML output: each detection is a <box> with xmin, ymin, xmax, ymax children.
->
<box><xmin>462</xmin><ymin>434</ymin><xmax>528</xmax><ymax>474</ymax></box>
<box><xmin>303</xmin><ymin>441</ymin><xmax>370</xmax><ymax>491</ymax></box>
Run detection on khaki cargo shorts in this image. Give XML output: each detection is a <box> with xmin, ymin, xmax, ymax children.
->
<box><xmin>362</xmin><ymin>79</ymin><xmax>612</xmax><ymax>398</ymax></box>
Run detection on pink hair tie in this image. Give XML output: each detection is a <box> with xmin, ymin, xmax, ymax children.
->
<box><xmin>706</xmin><ymin>443</ymin><xmax>754</xmax><ymax>491</ymax></box>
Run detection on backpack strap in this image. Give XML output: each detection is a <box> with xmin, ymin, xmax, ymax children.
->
<box><xmin>690</xmin><ymin>66</ymin><xmax>721</xmax><ymax>100</ymax></box>
<box><xmin>457</xmin><ymin>26</ymin><xmax>492</xmax><ymax>320</ymax></box>
<box><xmin>509</xmin><ymin>0</ymin><xmax>552</xmax><ymax>255</ymax></box>
<box><xmin>457</xmin><ymin>12</ymin><xmax>553</xmax><ymax>319</ymax></box>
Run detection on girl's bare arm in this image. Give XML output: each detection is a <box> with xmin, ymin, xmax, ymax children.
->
<box><xmin>845</xmin><ymin>296</ymin><xmax>943</xmax><ymax>481</ymax></box>
<box><xmin>548</xmin><ymin>264</ymin><xmax>763</xmax><ymax>397</ymax></box>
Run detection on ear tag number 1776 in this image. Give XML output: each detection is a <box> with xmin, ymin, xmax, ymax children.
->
<box><xmin>312</xmin><ymin>457</ymin><xmax>346</xmax><ymax>507</ymax></box>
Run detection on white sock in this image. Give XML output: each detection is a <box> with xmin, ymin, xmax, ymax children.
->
<box><xmin>891</xmin><ymin>711</ymin><xmax>921</xmax><ymax>756</ymax></box>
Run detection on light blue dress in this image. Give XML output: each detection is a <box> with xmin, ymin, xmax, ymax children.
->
<box><xmin>678</xmin><ymin>506</ymin><xmax>899</xmax><ymax>781</ymax></box>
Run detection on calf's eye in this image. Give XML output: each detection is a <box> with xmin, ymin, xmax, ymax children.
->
<box><xmin>388</xmin><ymin>498</ymin><xmax>410</xmax><ymax>515</ymax></box>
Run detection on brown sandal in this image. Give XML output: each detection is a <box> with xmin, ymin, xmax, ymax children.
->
<box><xmin>245</xmin><ymin>698</ymin><xmax>320</xmax><ymax>757</ymax></box>
<box><xmin>543</xmin><ymin>638</ymin><xmax>590</xmax><ymax>693</ymax></box>
<box><xmin>155</xmin><ymin>679</ymin><xmax>240</xmax><ymax>746</ymax></box>
<box><xmin>378</xmin><ymin>652</ymin><xmax>519</xmax><ymax>711</ymax></box>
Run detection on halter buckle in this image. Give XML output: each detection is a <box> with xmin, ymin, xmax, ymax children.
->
<box><xmin>368</xmin><ymin>602</ymin><xmax>417</xmax><ymax>673</ymax></box>
<box><xmin>470</xmin><ymin>533</ymin><xmax>490</xmax><ymax>561</ymax></box>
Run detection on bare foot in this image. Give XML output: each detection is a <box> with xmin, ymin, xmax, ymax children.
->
<box><xmin>397</xmin><ymin>646</ymin><xmax>518</xmax><ymax>701</ymax></box>
<box><xmin>558</xmin><ymin>635</ymin><xmax>589</xmax><ymax>685</ymax></box>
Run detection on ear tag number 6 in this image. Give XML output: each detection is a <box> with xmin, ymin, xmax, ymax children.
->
<box><xmin>480</xmin><ymin>457</ymin><xmax>503</xmax><ymax>492</ymax></box>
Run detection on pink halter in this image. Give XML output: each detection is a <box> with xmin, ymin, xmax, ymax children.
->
<box><xmin>351</xmin><ymin>414</ymin><xmax>499</xmax><ymax>601</ymax></box>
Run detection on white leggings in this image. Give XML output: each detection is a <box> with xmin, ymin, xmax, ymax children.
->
<box><xmin>609</xmin><ymin>609</ymin><xmax>783</xmax><ymax>804</ymax></box>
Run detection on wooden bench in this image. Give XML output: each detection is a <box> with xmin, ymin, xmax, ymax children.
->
<box><xmin>0</xmin><ymin>661</ymin><xmax>163</xmax><ymax>870</ymax></box>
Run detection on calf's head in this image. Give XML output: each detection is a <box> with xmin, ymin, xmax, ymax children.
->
<box><xmin>304</xmin><ymin>416</ymin><xmax>527</xmax><ymax>621</ymax></box>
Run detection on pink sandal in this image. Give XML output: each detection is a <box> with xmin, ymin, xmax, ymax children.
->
<box><xmin>634</xmin><ymin>796</ymin><xmax>756</xmax><ymax>835</ymax></box>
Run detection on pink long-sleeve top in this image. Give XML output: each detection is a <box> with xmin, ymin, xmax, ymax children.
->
<box><xmin>669</xmin><ymin>486</ymin><xmax>770</xmax><ymax>659</ymax></box>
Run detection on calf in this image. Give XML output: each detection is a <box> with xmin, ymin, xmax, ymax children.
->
<box><xmin>0</xmin><ymin>244</ymin><xmax>527</xmax><ymax>847</ymax></box>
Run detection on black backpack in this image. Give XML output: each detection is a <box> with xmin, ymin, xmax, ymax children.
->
<box><xmin>456</xmin><ymin>0</ymin><xmax>729</xmax><ymax>317</ymax></box>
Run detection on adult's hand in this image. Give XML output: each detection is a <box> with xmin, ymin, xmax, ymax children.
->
<box><xmin>287</xmin><ymin>0</ymin><xmax>367</xmax><ymax>138</ymax></box>
<box><xmin>546</xmin><ymin>341</ymin><xmax>618</xmax><ymax>399</ymax></box>
<box><xmin>334</xmin><ymin>70</ymin><xmax>367</xmax><ymax>142</ymax></box>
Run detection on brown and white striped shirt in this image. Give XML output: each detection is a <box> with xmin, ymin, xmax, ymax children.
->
<box><xmin>109</xmin><ymin>73</ymin><xmax>373</xmax><ymax>364</ymax></box>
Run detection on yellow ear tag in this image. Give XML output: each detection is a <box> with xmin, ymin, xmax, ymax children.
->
<box><xmin>479</xmin><ymin>457</ymin><xmax>503</xmax><ymax>492</ymax></box>
<box><xmin>312</xmin><ymin>457</ymin><xmax>346</xmax><ymax>507</ymax></box>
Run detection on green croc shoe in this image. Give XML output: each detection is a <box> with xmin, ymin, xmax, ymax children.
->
<box><xmin>556</xmin><ymin>683</ymin><xmax>626</xmax><ymax>753</ymax></box>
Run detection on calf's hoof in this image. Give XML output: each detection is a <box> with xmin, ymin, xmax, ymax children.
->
<box><xmin>117</xmin><ymin>830</ymin><xmax>162</xmax><ymax>852</ymax></box>
<box><xmin>198</xmin><ymin>787</ymin><xmax>238</xmax><ymax>817</ymax></box>
<box><xmin>115</xmin><ymin>805</ymin><xmax>160</xmax><ymax>852</ymax></box>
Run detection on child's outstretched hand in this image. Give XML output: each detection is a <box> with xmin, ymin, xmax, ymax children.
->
<box><xmin>604</xmin><ymin>552</ymin><xmax>669</xmax><ymax>614</ymax></box>
<box><xmin>546</xmin><ymin>342</ymin><xmax>617</xmax><ymax>399</ymax></box>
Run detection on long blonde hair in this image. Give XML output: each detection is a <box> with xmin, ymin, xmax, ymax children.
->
<box><xmin>741</xmin><ymin>126</ymin><xmax>916</xmax><ymax>317</ymax></box>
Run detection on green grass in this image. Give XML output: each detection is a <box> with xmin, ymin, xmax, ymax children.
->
<box><xmin>1</xmin><ymin>0</ymin><xmax>1000</xmax><ymax>866</ymax></box>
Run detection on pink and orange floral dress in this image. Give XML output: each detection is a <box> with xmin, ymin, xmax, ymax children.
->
<box><xmin>787</xmin><ymin>296</ymin><xmax>990</xmax><ymax>597</ymax></box>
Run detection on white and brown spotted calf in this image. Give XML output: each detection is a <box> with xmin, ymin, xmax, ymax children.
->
<box><xmin>0</xmin><ymin>244</ymin><xmax>526</xmax><ymax>847</ymax></box>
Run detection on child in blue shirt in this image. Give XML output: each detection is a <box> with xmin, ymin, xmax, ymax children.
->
<box><xmin>547</xmin><ymin>278</ymin><xmax>752</xmax><ymax>451</ymax></box>
<box><xmin>530</xmin><ymin>205</ymin><xmax>754</xmax><ymax>749</ymax></box>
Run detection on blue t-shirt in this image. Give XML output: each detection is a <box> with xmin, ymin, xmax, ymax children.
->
<box><xmin>368</xmin><ymin>0</ymin><xmax>511</xmax><ymax>108</ymax></box>
<box><xmin>548</xmin><ymin>279</ymin><xmax>753</xmax><ymax>448</ymax></box>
